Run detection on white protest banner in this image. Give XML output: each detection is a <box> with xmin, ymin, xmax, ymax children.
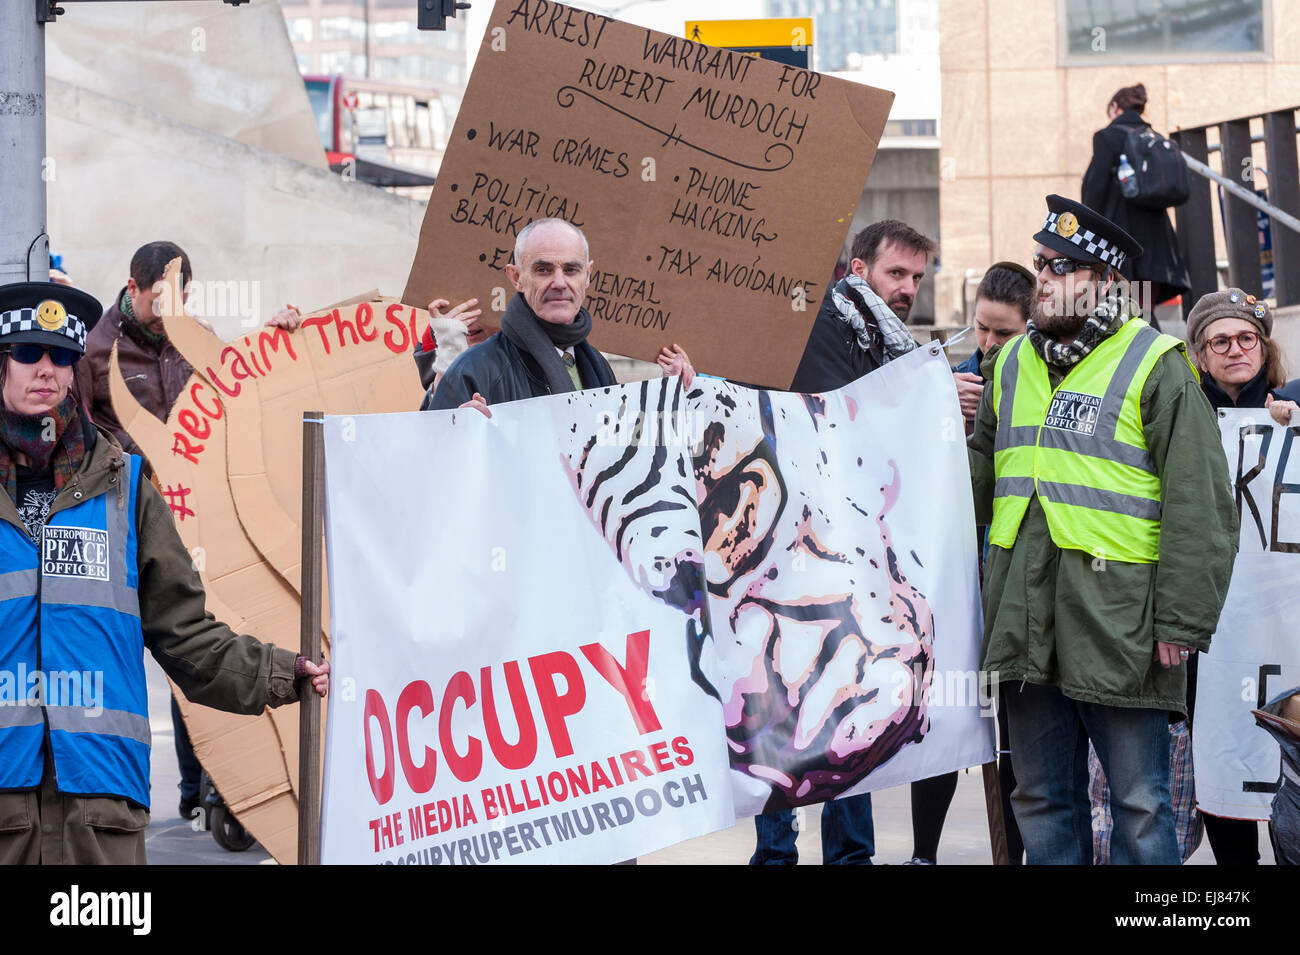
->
<box><xmin>320</xmin><ymin>392</ymin><xmax>735</xmax><ymax>865</ymax></box>
<box><xmin>320</xmin><ymin>347</ymin><xmax>993</xmax><ymax>863</ymax></box>
<box><xmin>1194</xmin><ymin>409</ymin><xmax>1300</xmax><ymax>820</ymax></box>
<box><xmin>557</xmin><ymin>345</ymin><xmax>993</xmax><ymax>816</ymax></box>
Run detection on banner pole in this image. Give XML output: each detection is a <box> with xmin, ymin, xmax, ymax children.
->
<box><xmin>981</xmin><ymin>760</ymin><xmax>1010</xmax><ymax>865</ymax></box>
<box><xmin>298</xmin><ymin>411</ymin><xmax>325</xmax><ymax>866</ymax></box>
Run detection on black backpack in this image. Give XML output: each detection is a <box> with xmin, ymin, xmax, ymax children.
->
<box><xmin>1121</xmin><ymin>124</ymin><xmax>1190</xmax><ymax>209</ymax></box>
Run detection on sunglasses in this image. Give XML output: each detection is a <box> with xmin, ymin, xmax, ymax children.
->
<box><xmin>1204</xmin><ymin>331</ymin><xmax>1259</xmax><ymax>355</ymax></box>
<box><xmin>1033</xmin><ymin>254</ymin><xmax>1096</xmax><ymax>276</ymax></box>
<box><xmin>3</xmin><ymin>344</ymin><xmax>81</xmax><ymax>367</ymax></box>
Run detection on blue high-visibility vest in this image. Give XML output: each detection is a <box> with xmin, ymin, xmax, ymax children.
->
<box><xmin>0</xmin><ymin>455</ymin><xmax>150</xmax><ymax>808</ymax></box>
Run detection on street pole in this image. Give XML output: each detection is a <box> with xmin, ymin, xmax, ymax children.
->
<box><xmin>1</xmin><ymin>3</ymin><xmax>49</xmax><ymax>284</ymax></box>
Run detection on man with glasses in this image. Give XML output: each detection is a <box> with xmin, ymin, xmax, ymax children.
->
<box><xmin>966</xmin><ymin>195</ymin><xmax>1238</xmax><ymax>864</ymax></box>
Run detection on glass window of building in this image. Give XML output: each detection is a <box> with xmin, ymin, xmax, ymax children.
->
<box><xmin>288</xmin><ymin>18</ymin><xmax>313</xmax><ymax>42</ymax></box>
<box><xmin>1061</xmin><ymin>0</ymin><xmax>1266</xmax><ymax>61</ymax></box>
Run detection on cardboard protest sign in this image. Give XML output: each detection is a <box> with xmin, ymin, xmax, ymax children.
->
<box><xmin>109</xmin><ymin>260</ymin><xmax>427</xmax><ymax>862</ymax></box>
<box><xmin>402</xmin><ymin>0</ymin><xmax>894</xmax><ymax>388</ymax></box>
<box><xmin>320</xmin><ymin>346</ymin><xmax>992</xmax><ymax>863</ymax></box>
<box><xmin>1193</xmin><ymin>409</ymin><xmax>1300</xmax><ymax>820</ymax></box>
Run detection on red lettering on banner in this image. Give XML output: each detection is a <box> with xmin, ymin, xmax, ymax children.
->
<box><xmin>581</xmin><ymin>629</ymin><xmax>661</xmax><ymax>734</ymax></box>
<box><xmin>190</xmin><ymin>381</ymin><xmax>224</xmax><ymax>420</ymax></box>
<box><xmin>671</xmin><ymin>735</ymin><xmax>694</xmax><ymax>766</ymax></box>
<box><xmin>481</xmin><ymin>787</ymin><xmax>501</xmax><ymax>820</ymax></box>
<box><xmin>648</xmin><ymin>740</ymin><xmax>673</xmax><ymax>773</ymax></box>
<box><xmin>205</xmin><ymin>364</ymin><xmax>242</xmax><ymax>398</ymax></box>
<box><xmin>357</xmin><ymin>302</ymin><xmax>377</xmax><ymax>342</ymax></box>
<box><xmin>301</xmin><ymin>313</ymin><xmax>336</xmax><ymax>354</ymax></box>
<box><xmin>383</xmin><ymin>302</ymin><xmax>412</xmax><ymax>353</ymax></box>
<box><xmin>619</xmin><ymin>748</ymin><xmax>653</xmax><ymax>781</ymax></box>
<box><xmin>178</xmin><ymin>408</ymin><xmax>210</xmax><ymax>442</ymax></box>
<box><xmin>171</xmin><ymin>432</ymin><xmax>203</xmax><ymax>464</ymax></box>
<box><xmin>480</xmin><ymin>662</ymin><xmax>539</xmax><ymax>770</ymax></box>
<box><xmin>220</xmin><ymin>345</ymin><xmax>255</xmax><ymax>381</ymax></box>
<box><xmin>439</xmin><ymin>671</ymin><xmax>482</xmax><ymax>782</ymax></box>
<box><xmin>396</xmin><ymin>681</ymin><xmax>437</xmax><ymax>794</ymax></box>
<box><xmin>528</xmin><ymin>651</ymin><xmax>588</xmax><ymax>758</ymax></box>
<box><xmin>364</xmin><ymin>689</ymin><xmax>396</xmax><ymax>805</ymax></box>
<box><xmin>259</xmin><ymin>325</ymin><xmax>297</xmax><ymax>368</ymax></box>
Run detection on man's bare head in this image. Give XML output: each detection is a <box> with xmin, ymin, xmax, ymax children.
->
<box><xmin>507</xmin><ymin>219</ymin><xmax>593</xmax><ymax>325</ymax></box>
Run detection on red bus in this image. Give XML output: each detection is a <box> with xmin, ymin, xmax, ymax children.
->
<box><xmin>303</xmin><ymin>75</ymin><xmax>449</xmax><ymax>191</ymax></box>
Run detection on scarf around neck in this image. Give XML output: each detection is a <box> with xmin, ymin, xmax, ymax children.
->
<box><xmin>1025</xmin><ymin>292</ymin><xmax>1130</xmax><ymax>370</ymax></box>
<box><xmin>0</xmin><ymin>393</ymin><xmax>86</xmax><ymax>511</ymax></box>
<box><xmin>831</xmin><ymin>273</ymin><xmax>919</xmax><ymax>364</ymax></box>
<box><xmin>120</xmin><ymin>289</ymin><xmax>169</xmax><ymax>349</ymax></box>
<box><xmin>499</xmin><ymin>293</ymin><xmax>594</xmax><ymax>395</ymax></box>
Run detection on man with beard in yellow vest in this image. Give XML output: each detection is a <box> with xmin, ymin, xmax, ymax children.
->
<box><xmin>967</xmin><ymin>195</ymin><xmax>1238</xmax><ymax>864</ymax></box>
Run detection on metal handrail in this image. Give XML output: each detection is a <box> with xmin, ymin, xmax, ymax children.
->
<box><xmin>1182</xmin><ymin>153</ymin><xmax>1300</xmax><ymax>236</ymax></box>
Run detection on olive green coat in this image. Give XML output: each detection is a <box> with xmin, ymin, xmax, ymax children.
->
<box><xmin>968</xmin><ymin>333</ymin><xmax>1238</xmax><ymax>715</ymax></box>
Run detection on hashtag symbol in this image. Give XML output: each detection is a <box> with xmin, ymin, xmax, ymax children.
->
<box><xmin>661</xmin><ymin>123</ymin><xmax>684</xmax><ymax>149</ymax></box>
<box><xmin>163</xmin><ymin>485</ymin><xmax>195</xmax><ymax>521</ymax></box>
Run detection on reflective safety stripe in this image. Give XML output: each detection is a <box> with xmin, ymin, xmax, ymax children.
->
<box><xmin>1037</xmin><ymin>426</ymin><xmax>1156</xmax><ymax>473</ymax></box>
<box><xmin>994</xmin><ymin>337</ymin><xmax>1025</xmax><ymax>454</ymax></box>
<box><xmin>0</xmin><ymin>706</ymin><xmax>45</xmax><ymax>729</ymax></box>
<box><xmin>1037</xmin><ymin>480</ymin><xmax>1162</xmax><ymax>521</ymax></box>
<box><xmin>46</xmin><ymin>706</ymin><xmax>151</xmax><ymax>747</ymax></box>
<box><xmin>994</xmin><ymin>476</ymin><xmax>1036</xmax><ymax>498</ymax></box>
<box><xmin>41</xmin><ymin>575</ymin><xmax>140</xmax><ymax>618</ymax></box>
<box><xmin>0</xmin><ymin>569</ymin><xmax>37</xmax><ymax>602</ymax></box>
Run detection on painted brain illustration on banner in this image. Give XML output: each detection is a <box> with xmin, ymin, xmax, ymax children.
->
<box><xmin>560</xmin><ymin>376</ymin><xmax>934</xmax><ymax>813</ymax></box>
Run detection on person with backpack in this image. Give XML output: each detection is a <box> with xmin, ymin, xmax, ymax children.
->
<box><xmin>1082</xmin><ymin>83</ymin><xmax>1190</xmax><ymax>323</ymax></box>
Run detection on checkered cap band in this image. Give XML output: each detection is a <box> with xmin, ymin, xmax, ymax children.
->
<box><xmin>1042</xmin><ymin>212</ymin><xmax>1127</xmax><ymax>271</ymax></box>
<box><xmin>0</xmin><ymin>307</ymin><xmax>87</xmax><ymax>350</ymax></box>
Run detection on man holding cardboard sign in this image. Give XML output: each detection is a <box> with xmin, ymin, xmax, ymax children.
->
<box><xmin>425</xmin><ymin>218</ymin><xmax>693</xmax><ymax>414</ymax></box>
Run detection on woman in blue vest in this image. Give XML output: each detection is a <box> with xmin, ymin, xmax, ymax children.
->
<box><xmin>0</xmin><ymin>281</ymin><xmax>328</xmax><ymax>864</ymax></box>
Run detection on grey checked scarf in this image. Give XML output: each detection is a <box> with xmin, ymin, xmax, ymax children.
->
<box><xmin>1025</xmin><ymin>292</ymin><xmax>1133</xmax><ymax>370</ymax></box>
<box><xmin>831</xmin><ymin>273</ymin><xmax>919</xmax><ymax>364</ymax></box>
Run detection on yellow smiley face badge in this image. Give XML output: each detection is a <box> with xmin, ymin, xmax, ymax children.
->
<box><xmin>35</xmin><ymin>299</ymin><xmax>67</xmax><ymax>331</ymax></box>
<box><xmin>1056</xmin><ymin>212</ymin><xmax>1079</xmax><ymax>239</ymax></box>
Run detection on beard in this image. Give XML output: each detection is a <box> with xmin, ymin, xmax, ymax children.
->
<box><xmin>1031</xmin><ymin>294</ymin><xmax>1091</xmax><ymax>339</ymax></box>
<box><xmin>887</xmin><ymin>293</ymin><xmax>913</xmax><ymax>321</ymax></box>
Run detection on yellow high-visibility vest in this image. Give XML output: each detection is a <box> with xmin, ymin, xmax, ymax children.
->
<box><xmin>988</xmin><ymin>317</ymin><xmax>1188</xmax><ymax>563</ymax></box>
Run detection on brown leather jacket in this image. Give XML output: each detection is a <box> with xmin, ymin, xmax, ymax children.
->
<box><xmin>77</xmin><ymin>289</ymin><xmax>194</xmax><ymax>467</ymax></box>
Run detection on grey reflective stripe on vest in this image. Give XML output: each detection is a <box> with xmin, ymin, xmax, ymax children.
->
<box><xmin>0</xmin><ymin>705</ymin><xmax>45</xmax><ymax>729</ymax></box>
<box><xmin>994</xmin><ymin>337</ymin><xmax>1027</xmax><ymax>454</ymax></box>
<box><xmin>1037</xmin><ymin>322</ymin><xmax>1160</xmax><ymax>473</ymax></box>
<box><xmin>1037</xmin><ymin>480</ymin><xmax>1162</xmax><ymax>521</ymax></box>
<box><xmin>994</xmin><ymin>476</ymin><xmax>1036</xmax><ymax>499</ymax></box>
<box><xmin>0</xmin><ymin>568</ymin><xmax>37</xmax><ymax>602</ymax></box>
<box><xmin>40</xmin><ymin>478</ymin><xmax>140</xmax><ymax>619</ymax></box>
<box><xmin>46</xmin><ymin>705</ymin><xmax>151</xmax><ymax>747</ymax></box>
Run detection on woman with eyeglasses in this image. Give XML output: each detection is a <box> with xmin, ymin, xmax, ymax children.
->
<box><xmin>1182</xmin><ymin>288</ymin><xmax>1295</xmax><ymax>865</ymax></box>
<box><xmin>0</xmin><ymin>281</ymin><xmax>328</xmax><ymax>864</ymax></box>
<box><xmin>1187</xmin><ymin>289</ymin><xmax>1300</xmax><ymax>421</ymax></box>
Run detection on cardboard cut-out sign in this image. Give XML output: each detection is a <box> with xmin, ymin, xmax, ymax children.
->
<box><xmin>108</xmin><ymin>259</ymin><xmax>427</xmax><ymax>863</ymax></box>
<box><xmin>402</xmin><ymin>0</ymin><xmax>894</xmax><ymax>388</ymax></box>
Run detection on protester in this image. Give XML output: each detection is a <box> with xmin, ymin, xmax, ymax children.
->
<box><xmin>75</xmin><ymin>239</ymin><xmax>303</xmax><ymax>819</ymax></box>
<box><xmin>77</xmin><ymin>240</ymin><xmax>302</xmax><ymax>465</ymax></box>
<box><xmin>927</xmin><ymin>261</ymin><xmax>1035</xmax><ymax>866</ymax></box>
<box><xmin>1081</xmin><ymin>83</ymin><xmax>1190</xmax><ymax>320</ymax></box>
<box><xmin>425</xmin><ymin>218</ymin><xmax>693</xmax><ymax>415</ymax></box>
<box><xmin>968</xmin><ymin>195</ymin><xmax>1237</xmax><ymax>864</ymax></box>
<box><xmin>791</xmin><ymin>219</ymin><xmax>982</xmax><ymax>423</ymax></box>
<box><xmin>0</xmin><ymin>281</ymin><xmax>328</xmax><ymax>864</ymax></box>
<box><xmin>414</xmin><ymin>297</ymin><xmax>485</xmax><ymax>395</ymax></box>
<box><xmin>751</xmin><ymin>219</ymin><xmax>938</xmax><ymax>865</ymax></box>
<box><xmin>1178</xmin><ymin>288</ymin><xmax>1300</xmax><ymax>864</ymax></box>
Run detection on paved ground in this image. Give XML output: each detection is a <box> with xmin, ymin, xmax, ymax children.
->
<box><xmin>145</xmin><ymin>656</ymin><xmax>1271</xmax><ymax>866</ymax></box>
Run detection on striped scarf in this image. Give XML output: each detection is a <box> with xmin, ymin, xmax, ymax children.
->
<box><xmin>1025</xmin><ymin>294</ymin><xmax>1130</xmax><ymax>370</ymax></box>
<box><xmin>0</xmin><ymin>394</ymin><xmax>86</xmax><ymax>511</ymax></box>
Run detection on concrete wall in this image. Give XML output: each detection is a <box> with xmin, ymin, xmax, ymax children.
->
<box><xmin>47</xmin><ymin>78</ymin><xmax>423</xmax><ymax>339</ymax></box>
<box><xmin>45</xmin><ymin>0</ymin><xmax>324</xmax><ymax>171</ymax></box>
<box><xmin>937</xmin><ymin>0</ymin><xmax>1300</xmax><ymax>323</ymax></box>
